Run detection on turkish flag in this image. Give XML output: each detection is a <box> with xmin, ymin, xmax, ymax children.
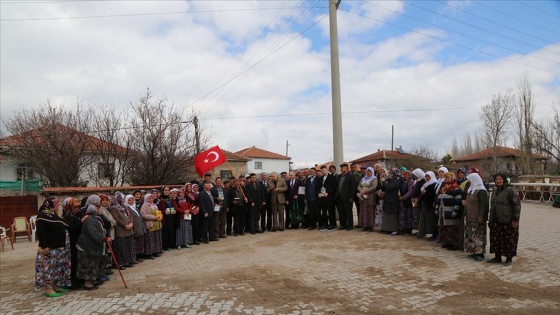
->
<box><xmin>194</xmin><ymin>145</ymin><xmax>227</xmax><ymax>177</ymax></box>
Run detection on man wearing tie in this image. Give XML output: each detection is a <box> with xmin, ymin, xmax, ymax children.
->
<box><xmin>198</xmin><ymin>182</ymin><xmax>215</xmax><ymax>244</ymax></box>
<box><xmin>259</xmin><ymin>172</ymin><xmax>271</xmax><ymax>232</ymax></box>
<box><xmin>318</xmin><ymin>165</ymin><xmax>337</xmax><ymax>231</ymax></box>
<box><xmin>305</xmin><ymin>168</ymin><xmax>320</xmax><ymax>230</ymax></box>
<box><xmin>245</xmin><ymin>173</ymin><xmax>264</xmax><ymax>234</ymax></box>
<box><xmin>267</xmin><ymin>172</ymin><xmax>288</xmax><ymax>232</ymax></box>
<box><xmin>286</xmin><ymin>171</ymin><xmax>302</xmax><ymax>229</ymax></box>
<box><xmin>336</xmin><ymin>163</ymin><xmax>358</xmax><ymax>230</ymax></box>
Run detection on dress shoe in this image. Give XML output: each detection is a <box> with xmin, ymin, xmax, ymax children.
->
<box><xmin>338</xmin><ymin>226</ymin><xmax>346</xmax><ymax>230</ymax></box>
<box><xmin>209</xmin><ymin>238</ymin><xmax>219</xmax><ymax>241</ymax></box>
<box><xmin>256</xmin><ymin>230</ymin><xmax>264</xmax><ymax>233</ymax></box>
<box><xmin>346</xmin><ymin>227</ymin><xmax>354</xmax><ymax>231</ymax></box>
<box><xmin>251</xmin><ymin>231</ymin><xmax>256</xmax><ymax>235</ymax></box>
<box><xmin>271</xmin><ymin>229</ymin><xmax>277</xmax><ymax>232</ymax></box>
<box><xmin>193</xmin><ymin>242</ymin><xmax>200</xmax><ymax>245</ymax></box>
<box><xmin>219</xmin><ymin>235</ymin><xmax>227</xmax><ymax>238</ymax></box>
<box><xmin>308</xmin><ymin>226</ymin><xmax>316</xmax><ymax>230</ymax></box>
<box><xmin>145</xmin><ymin>255</ymin><xmax>156</xmax><ymax>259</ymax></box>
<box><xmin>279</xmin><ymin>228</ymin><xmax>284</xmax><ymax>231</ymax></box>
<box><xmin>203</xmin><ymin>240</ymin><xmax>209</xmax><ymax>244</ymax></box>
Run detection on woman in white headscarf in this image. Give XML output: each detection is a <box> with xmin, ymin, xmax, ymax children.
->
<box><xmin>110</xmin><ymin>192</ymin><xmax>135</xmax><ymax>268</ymax></box>
<box><xmin>125</xmin><ymin>194</ymin><xmax>146</xmax><ymax>262</ymax></box>
<box><xmin>357</xmin><ymin>167</ymin><xmax>378</xmax><ymax>231</ymax></box>
<box><xmin>419</xmin><ymin>171</ymin><xmax>438</xmax><ymax>238</ymax></box>
<box><xmin>464</xmin><ymin>173</ymin><xmax>489</xmax><ymax>261</ymax></box>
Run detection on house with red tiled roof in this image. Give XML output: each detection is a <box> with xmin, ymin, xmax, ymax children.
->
<box><xmin>206</xmin><ymin>149</ymin><xmax>250</xmax><ymax>180</ymax></box>
<box><xmin>351</xmin><ymin>147</ymin><xmax>430</xmax><ymax>170</ymax></box>
<box><xmin>453</xmin><ymin>146</ymin><xmax>548</xmax><ymax>179</ymax></box>
<box><xmin>234</xmin><ymin>145</ymin><xmax>291</xmax><ymax>174</ymax></box>
<box><xmin>0</xmin><ymin>124</ymin><xmax>130</xmax><ymax>192</ymax></box>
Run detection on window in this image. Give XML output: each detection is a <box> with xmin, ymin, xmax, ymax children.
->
<box><xmin>220</xmin><ymin>170</ymin><xmax>233</xmax><ymax>179</ymax></box>
<box><xmin>254</xmin><ymin>161</ymin><xmax>263</xmax><ymax>170</ymax></box>
<box><xmin>97</xmin><ymin>163</ymin><xmax>115</xmax><ymax>178</ymax></box>
<box><xmin>16</xmin><ymin>164</ymin><xmax>33</xmax><ymax>180</ymax></box>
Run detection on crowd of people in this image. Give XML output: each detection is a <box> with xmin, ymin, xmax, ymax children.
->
<box><xmin>34</xmin><ymin>163</ymin><xmax>521</xmax><ymax>297</ymax></box>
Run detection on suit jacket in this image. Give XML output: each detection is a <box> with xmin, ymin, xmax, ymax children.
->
<box><xmin>305</xmin><ymin>176</ymin><xmax>320</xmax><ymax>201</ymax></box>
<box><xmin>258</xmin><ymin>179</ymin><xmax>270</xmax><ymax>205</ymax></box>
<box><xmin>336</xmin><ymin>172</ymin><xmax>358</xmax><ymax>202</ymax></box>
<box><xmin>245</xmin><ymin>181</ymin><xmax>262</xmax><ymax>208</ymax></box>
<box><xmin>198</xmin><ymin>190</ymin><xmax>215</xmax><ymax>217</ymax></box>
<box><xmin>286</xmin><ymin>178</ymin><xmax>301</xmax><ymax>203</ymax></box>
<box><xmin>211</xmin><ymin>185</ymin><xmax>228</xmax><ymax>210</ymax></box>
<box><xmin>268</xmin><ymin>178</ymin><xmax>288</xmax><ymax>204</ymax></box>
<box><xmin>318</xmin><ymin>173</ymin><xmax>337</xmax><ymax>201</ymax></box>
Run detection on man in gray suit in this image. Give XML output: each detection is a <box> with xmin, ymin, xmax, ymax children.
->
<box><xmin>267</xmin><ymin>172</ymin><xmax>288</xmax><ymax>232</ymax></box>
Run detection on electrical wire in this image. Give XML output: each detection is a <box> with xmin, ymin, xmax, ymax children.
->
<box><xmin>339</xmin><ymin>8</ymin><xmax>560</xmax><ymax>75</ymax></box>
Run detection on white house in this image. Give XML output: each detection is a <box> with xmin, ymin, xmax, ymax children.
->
<box><xmin>234</xmin><ymin>146</ymin><xmax>291</xmax><ymax>174</ymax></box>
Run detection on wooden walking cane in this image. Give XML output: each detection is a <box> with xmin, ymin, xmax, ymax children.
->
<box><xmin>106</xmin><ymin>240</ymin><xmax>128</xmax><ymax>288</ymax></box>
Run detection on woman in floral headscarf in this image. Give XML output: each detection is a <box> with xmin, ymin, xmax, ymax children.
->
<box><xmin>436</xmin><ymin>172</ymin><xmax>463</xmax><ymax>250</ymax></box>
<box><xmin>109</xmin><ymin>192</ymin><xmax>135</xmax><ymax>268</ymax></box>
<box><xmin>36</xmin><ymin>197</ymin><xmax>71</xmax><ymax>297</ymax></box>
<box><xmin>141</xmin><ymin>193</ymin><xmax>163</xmax><ymax>259</ymax></box>
<box><xmin>61</xmin><ymin>197</ymin><xmax>84</xmax><ymax>290</ymax></box>
<box><xmin>357</xmin><ymin>167</ymin><xmax>378</xmax><ymax>231</ymax></box>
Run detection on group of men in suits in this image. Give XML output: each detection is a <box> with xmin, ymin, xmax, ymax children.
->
<box><xmin>197</xmin><ymin>163</ymin><xmax>365</xmax><ymax>240</ymax></box>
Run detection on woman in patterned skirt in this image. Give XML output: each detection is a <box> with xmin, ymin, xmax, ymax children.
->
<box><xmin>357</xmin><ymin>167</ymin><xmax>378</xmax><ymax>231</ymax></box>
<box><xmin>109</xmin><ymin>192</ymin><xmax>135</xmax><ymax>268</ymax></box>
<box><xmin>464</xmin><ymin>173</ymin><xmax>489</xmax><ymax>261</ymax></box>
<box><xmin>141</xmin><ymin>193</ymin><xmax>163</xmax><ymax>259</ymax></box>
<box><xmin>487</xmin><ymin>173</ymin><xmax>521</xmax><ymax>266</ymax></box>
<box><xmin>36</xmin><ymin>198</ymin><xmax>71</xmax><ymax>297</ymax></box>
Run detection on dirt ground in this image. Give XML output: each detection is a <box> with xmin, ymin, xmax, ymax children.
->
<box><xmin>1</xmin><ymin>203</ymin><xmax>559</xmax><ymax>314</ymax></box>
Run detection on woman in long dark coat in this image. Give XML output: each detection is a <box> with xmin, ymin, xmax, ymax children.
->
<box><xmin>158</xmin><ymin>186</ymin><xmax>177</xmax><ymax>250</ymax></box>
<box><xmin>62</xmin><ymin>197</ymin><xmax>84</xmax><ymax>290</ymax></box>
<box><xmin>487</xmin><ymin>174</ymin><xmax>521</xmax><ymax>266</ymax></box>
<box><xmin>381</xmin><ymin>168</ymin><xmax>403</xmax><ymax>235</ymax></box>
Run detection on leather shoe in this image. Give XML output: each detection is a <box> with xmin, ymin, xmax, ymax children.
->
<box><xmin>256</xmin><ymin>230</ymin><xmax>264</xmax><ymax>233</ymax></box>
<box><xmin>209</xmin><ymin>238</ymin><xmax>219</xmax><ymax>241</ymax></box>
<box><xmin>219</xmin><ymin>235</ymin><xmax>227</xmax><ymax>238</ymax></box>
<box><xmin>83</xmin><ymin>285</ymin><xmax>99</xmax><ymax>291</ymax></box>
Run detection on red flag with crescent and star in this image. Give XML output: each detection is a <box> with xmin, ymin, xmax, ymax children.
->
<box><xmin>194</xmin><ymin>145</ymin><xmax>227</xmax><ymax>177</ymax></box>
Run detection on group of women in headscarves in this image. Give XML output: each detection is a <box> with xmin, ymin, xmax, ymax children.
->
<box><xmin>34</xmin><ymin>184</ymin><xmax>202</xmax><ymax>295</ymax></box>
<box><xmin>358</xmin><ymin>165</ymin><xmax>521</xmax><ymax>266</ymax></box>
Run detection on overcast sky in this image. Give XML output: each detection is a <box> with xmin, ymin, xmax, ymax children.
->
<box><xmin>1</xmin><ymin>0</ymin><xmax>559</xmax><ymax>168</ymax></box>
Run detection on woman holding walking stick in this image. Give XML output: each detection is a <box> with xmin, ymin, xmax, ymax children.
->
<box><xmin>77</xmin><ymin>203</ymin><xmax>112</xmax><ymax>291</ymax></box>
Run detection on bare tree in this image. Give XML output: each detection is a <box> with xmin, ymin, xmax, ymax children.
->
<box><xmin>478</xmin><ymin>90</ymin><xmax>515</xmax><ymax>174</ymax></box>
<box><xmin>127</xmin><ymin>88</ymin><xmax>204</xmax><ymax>185</ymax></box>
<box><xmin>4</xmin><ymin>102</ymin><xmax>95</xmax><ymax>187</ymax></box>
<box><xmin>408</xmin><ymin>145</ymin><xmax>439</xmax><ymax>171</ymax></box>
<box><xmin>85</xmin><ymin>105</ymin><xmax>135</xmax><ymax>186</ymax></box>
<box><xmin>514</xmin><ymin>74</ymin><xmax>535</xmax><ymax>174</ymax></box>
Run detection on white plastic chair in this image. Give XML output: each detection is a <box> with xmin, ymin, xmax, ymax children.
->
<box><xmin>30</xmin><ymin>215</ymin><xmax>38</xmax><ymax>243</ymax></box>
<box><xmin>0</xmin><ymin>226</ymin><xmax>14</xmax><ymax>252</ymax></box>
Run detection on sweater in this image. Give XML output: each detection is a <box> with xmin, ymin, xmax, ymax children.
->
<box><xmin>36</xmin><ymin>211</ymin><xmax>68</xmax><ymax>249</ymax></box>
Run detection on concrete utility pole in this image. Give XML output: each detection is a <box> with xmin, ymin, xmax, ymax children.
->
<box><xmin>193</xmin><ymin>115</ymin><xmax>201</xmax><ymax>154</ymax></box>
<box><xmin>329</xmin><ymin>0</ymin><xmax>343</xmax><ymax>171</ymax></box>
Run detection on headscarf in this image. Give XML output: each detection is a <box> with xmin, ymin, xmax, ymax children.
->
<box><xmin>160</xmin><ymin>186</ymin><xmax>170</xmax><ymax>201</ymax></box>
<box><xmin>439</xmin><ymin>172</ymin><xmax>459</xmax><ymax>194</ymax></box>
<box><xmin>85</xmin><ymin>204</ymin><xmax>99</xmax><ymax>215</ymax></box>
<box><xmin>111</xmin><ymin>192</ymin><xmax>125</xmax><ymax>210</ymax></box>
<box><xmin>62</xmin><ymin>197</ymin><xmax>77</xmax><ymax>217</ymax></box>
<box><xmin>361</xmin><ymin>167</ymin><xmax>375</xmax><ymax>184</ymax></box>
<box><xmin>421</xmin><ymin>171</ymin><xmax>437</xmax><ymax>193</ymax></box>
<box><xmin>494</xmin><ymin>173</ymin><xmax>510</xmax><ymax>188</ymax></box>
<box><xmin>143</xmin><ymin>193</ymin><xmax>154</xmax><ymax>206</ymax></box>
<box><xmin>411</xmin><ymin>168</ymin><xmax>425</xmax><ymax>182</ymax></box>
<box><xmin>467</xmin><ymin>173</ymin><xmax>487</xmax><ymax>195</ymax></box>
<box><xmin>438</xmin><ymin>166</ymin><xmax>449</xmax><ymax>173</ymax></box>
<box><xmin>435</xmin><ymin>166</ymin><xmax>448</xmax><ymax>193</ymax></box>
<box><xmin>39</xmin><ymin>198</ymin><xmax>56</xmax><ymax>214</ymax></box>
<box><xmin>456</xmin><ymin>168</ymin><xmax>467</xmax><ymax>185</ymax></box>
<box><xmin>125</xmin><ymin>194</ymin><xmax>139</xmax><ymax>216</ymax></box>
<box><xmin>86</xmin><ymin>195</ymin><xmax>101</xmax><ymax>207</ymax></box>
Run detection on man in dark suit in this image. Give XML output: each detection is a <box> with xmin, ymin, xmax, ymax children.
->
<box><xmin>318</xmin><ymin>165</ymin><xmax>337</xmax><ymax>230</ymax></box>
<box><xmin>198</xmin><ymin>182</ymin><xmax>215</xmax><ymax>243</ymax></box>
<box><xmin>336</xmin><ymin>163</ymin><xmax>358</xmax><ymax>230</ymax></box>
<box><xmin>286</xmin><ymin>171</ymin><xmax>302</xmax><ymax>229</ymax></box>
<box><xmin>229</xmin><ymin>178</ymin><xmax>247</xmax><ymax>236</ymax></box>
<box><xmin>245</xmin><ymin>173</ymin><xmax>263</xmax><ymax>234</ymax></box>
<box><xmin>258</xmin><ymin>172</ymin><xmax>271</xmax><ymax>232</ymax></box>
<box><xmin>350</xmin><ymin>163</ymin><xmax>363</xmax><ymax>226</ymax></box>
<box><xmin>305</xmin><ymin>168</ymin><xmax>320</xmax><ymax>230</ymax></box>
<box><xmin>211</xmin><ymin>177</ymin><xmax>228</xmax><ymax>239</ymax></box>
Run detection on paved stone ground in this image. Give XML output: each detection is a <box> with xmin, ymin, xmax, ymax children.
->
<box><xmin>1</xmin><ymin>202</ymin><xmax>559</xmax><ymax>314</ymax></box>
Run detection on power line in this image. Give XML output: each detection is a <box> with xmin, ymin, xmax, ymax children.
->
<box><xmin>518</xmin><ymin>1</ymin><xmax>560</xmax><ymax>20</ymax></box>
<box><xmin>437</xmin><ymin>0</ymin><xmax>560</xmax><ymax>50</ymax></box>
<box><xmin>340</xmin><ymin>8</ymin><xmax>560</xmax><ymax>75</ymax></box>
<box><xmin>403</xmin><ymin>1</ymin><xmax>560</xmax><ymax>59</ymax></box>
<box><xmin>0</xmin><ymin>6</ymin><xmax>325</xmax><ymax>21</ymax></box>
<box><xmin>472</xmin><ymin>0</ymin><xmax>560</xmax><ymax>36</ymax></box>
